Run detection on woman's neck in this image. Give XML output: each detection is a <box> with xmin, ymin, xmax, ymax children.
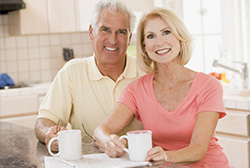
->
<box><xmin>154</xmin><ymin>62</ymin><xmax>195</xmax><ymax>88</ymax></box>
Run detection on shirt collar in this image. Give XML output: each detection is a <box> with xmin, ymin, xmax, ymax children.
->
<box><xmin>88</xmin><ymin>53</ymin><xmax>138</xmax><ymax>81</ymax></box>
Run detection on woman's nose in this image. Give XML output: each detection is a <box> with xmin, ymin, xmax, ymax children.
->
<box><xmin>155</xmin><ymin>36</ymin><xmax>164</xmax><ymax>46</ymax></box>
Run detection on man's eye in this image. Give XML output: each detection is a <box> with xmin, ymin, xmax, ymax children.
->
<box><xmin>118</xmin><ymin>30</ymin><xmax>127</xmax><ymax>35</ymax></box>
<box><xmin>163</xmin><ymin>30</ymin><xmax>171</xmax><ymax>35</ymax></box>
<box><xmin>147</xmin><ymin>34</ymin><xmax>154</xmax><ymax>39</ymax></box>
<box><xmin>102</xmin><ymin>28</ymin><xmax>109</xmax><ymax>32</ymax></box>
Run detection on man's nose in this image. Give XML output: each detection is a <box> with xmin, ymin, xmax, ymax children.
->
<box><xmin>108</xmin><ymin>33</ymin><xmax>118</xmax><ymax>45</ymax></box>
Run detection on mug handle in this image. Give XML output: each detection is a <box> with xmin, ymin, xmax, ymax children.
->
<box><xmin>119</xmin><ymin>135</ymin><xmax>129</xmax><ymax>153</ymax></box>
<box><xmin>48</xmin><ymin>137</ymin><xmax>60</xmax><ymax>157</ymax></box>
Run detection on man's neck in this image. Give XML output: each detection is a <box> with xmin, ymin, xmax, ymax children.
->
<box><xmin>95</xmin><ymin>58</ymin><xmax>126</xmax><ymax>82</ymax></box>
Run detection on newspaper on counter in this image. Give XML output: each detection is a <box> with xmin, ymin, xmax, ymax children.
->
<box><xmin>44</xmin><ymin>153</ymin><xmax>152</xmax><ymax>168</ymax></box>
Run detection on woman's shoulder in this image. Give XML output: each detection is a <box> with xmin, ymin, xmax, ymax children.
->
<box><xmin>134</xmin><ymin>73</ymin><xmax>154</xmax><ymax>83</ymax></box>
<box><xmin>128</xmin><ymin>73</ymin><xmax>154</xmax><ymax>88</ymax></box>
<box><xmin>195</xmin><ymin>72</ymin><xmax>222</xmax><ymax>91</ymax></box>
<box><xmin>196</xmin><ymin>72</ymin><xmax>220</xmax><ymax>83</ymax></box>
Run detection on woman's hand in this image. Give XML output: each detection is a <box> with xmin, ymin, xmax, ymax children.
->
<box><xmin>104</xmin><ymin>134</ymin><xmax>127</xmax><ymax>158</ymax></box>
<box><xmin>146</xmin><ymin>146</ymin><xmax>167</xmax><ymax>161</ymax></box>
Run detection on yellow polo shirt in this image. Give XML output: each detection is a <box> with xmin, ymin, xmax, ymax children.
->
<box><xmin>38</xmin><ymin>55</ymin><xmax>145</xmax><ymax>135</ymax></box>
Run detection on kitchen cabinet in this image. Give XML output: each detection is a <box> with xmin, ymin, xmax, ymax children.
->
<box><xmin>9</xmin><ymin>0</ymin><xmax>49</xmax><ymax>35</ymax></box>
<box><xmin>8</xmin><ymin>0</ymin><xmax>78</xmax><ymax>35</ymax></box>
<box><xmin>0</xmin><ymin>94</ymin><xmax>40</xmax><ymax>128</ymax></box>
<box><xmin>216</xmin><ymin>104</ymin><xmax>250</xmax><ymax>168</ymax></box>
<box><xmin>0</xmin><ymin>94</ymin><xmax>39</xmax><ymax>117</ymax></box>
<box><xmin>47</xmin><ymin>0</ymin><xmax>77</xmax><ymax>33</ymax></box>
<box><xmin>76</xmin><ymin>0</ymin><xmax>156</xmax><ymax>31</ymax></box>
<box><xmin>0</xmin><ymin>83</ymin><xmax>50</xmax><ymax>128</ymax></box>
<box><xmin>216</xmin><ymin>133</ymin><xmax>250</xmax><ymax>168</ymax></box>
<box><xmin>75</xmin><ymin>0</ymin><xmax>101</xmax><ymax>31</ymax></box>
<box><xmin>124</xmin><ymin>0</ymin><xmax>154</xmax><ymax>12</ymax></box>
<box><xmin>8</xmin><ymin>0</ymin><xmax>160</xmax><ymax>35</ymax></box>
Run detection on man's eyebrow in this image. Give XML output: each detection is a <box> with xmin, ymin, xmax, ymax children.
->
<box><xmin>119</xmin><ymin>29</ymin><xmax>128</xmax><ymax>32</ymax></box>
<box><xmin>99</xmin><ymin>26</ymin><xmax>110</xmax><ymax>29</ymax></box>
<box><xmin>99</xmin><ymin>26</ymin><xmax>128</xmax><ymax>32</ymax></box>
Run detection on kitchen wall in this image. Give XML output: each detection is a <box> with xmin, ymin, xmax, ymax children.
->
<box><xmin>1</xmin><ymin>0</ymin><xmax>249</xmax><ymax>86</ymax></box>
<box><xmin>0</xmin><ymin>15</ymin><xmax>94</xmax><ymax>85</ymax></box>
<box><xmin>246</xmin><ymin>0</ymin><xmax>250</xmax><ymax>62</ymax></box>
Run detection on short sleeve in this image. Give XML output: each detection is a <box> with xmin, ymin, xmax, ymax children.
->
<box><xmin>118</xmin><ymin>80</ymin><xmax>141</xmax><ymax>121</ymax></box>
<box><xmin>38</xmin><ymin>66</ymin><xmax>73</xmax><ymax>126</ymax></box>
<box><xmin>197</xmin><ymin>76</ymin><xmax>226</xmax><ymax>119</ymax></box>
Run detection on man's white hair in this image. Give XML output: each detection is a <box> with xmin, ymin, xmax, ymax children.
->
<box><xmin>90</xmin><ymin>0</ymin><xmax>136</xmax><ymax>33</ymax></box>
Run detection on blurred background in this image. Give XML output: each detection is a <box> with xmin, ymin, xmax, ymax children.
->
<box><xmin>0</xmin><ymin>0</ymin><xmax>249</xmax><ymax>85</ymax></box>
<box><xmin>0</xmin><ymin>1</ymin><xmax>250</xmax><ymax>168</ymax></box>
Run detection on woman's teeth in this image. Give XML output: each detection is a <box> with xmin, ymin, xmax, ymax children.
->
<box><xmin>105</xmin><ymin>47</ymin><xmax>118</xmax><ymax>51</ymax></box>
<box><xmin>156</xmin><ymin>48</ymin><xmax>170</xmax><ymax>54</ymax></box>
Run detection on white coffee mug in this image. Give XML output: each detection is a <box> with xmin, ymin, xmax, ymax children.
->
<box><xmin>119</xmin><ymin>130</ymin><xmax>152</xmax><ymax>161</ymax></box>
<box><xmin>48</xmin><ymin>130</ymin><xmax>82</xmax><ymax>160</ymax></box>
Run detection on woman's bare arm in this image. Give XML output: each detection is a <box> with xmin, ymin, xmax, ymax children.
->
<box><xmin>94</xmin><ymin>103</ymin><xmax>135</xmax><ymax>157</ymax></box>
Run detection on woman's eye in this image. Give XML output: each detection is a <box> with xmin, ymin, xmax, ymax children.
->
<box><xmin>163</xmin><ymin>30</ymin><xmax>171</xmax><ymax>35</ymax></box>
<box><xmin>147</xmin><ymin>34</ymin><xmax>154</xmax><ymax>39</ymax></box>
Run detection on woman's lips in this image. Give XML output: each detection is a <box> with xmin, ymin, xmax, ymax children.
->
<box><xmin>156</xmin><ymin>48</ymin><xmax>170</xmax><ymax>55</ymax></box>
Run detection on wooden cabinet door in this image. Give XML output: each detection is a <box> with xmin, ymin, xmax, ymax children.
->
<box><xmin>9</xmin><ymin>0</ymin><xmax>48</xmax><ymax>35</ymax></box>
<box><xmin>123</xmin><ymin>0</ymin><xmax>154</xmax><ymax>12</ymax></box>
<box><xmin>217</xmin><ymin>134</ymin><xmax>250</xmax><ymax>168</ymax></box>
<box><xmin>216</xmin><ymin>110</ymin><xmax>250</xmax><ymax>136</ymax></box>
<box><xmin>47</xmin><ymin>0</ymin><xmax>77</xmax><ymax>33</ymax></box>
<box><xmin>75</xmin><ymin>0</ymin><xmax>101</xmax><ymax>31</ymax></box>
<box><xmin>75</xmin><ymin>0</ymin><xmax>154</xmax><ymax>31</ymax></box>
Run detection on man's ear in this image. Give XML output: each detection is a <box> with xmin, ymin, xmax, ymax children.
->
<box><xmin>89</xmin><ymin>25</ymin><xmax>94</xmax><ymax>40</ymax></box>
<box><xmin>128</xmin><ymin>33</ymin><xmax>132</xmax><ymax>46</ymax></box>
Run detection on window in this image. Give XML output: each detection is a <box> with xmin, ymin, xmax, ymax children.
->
<box><xmin>182</xmin><ymin>0</ymin><xmax>249</xmax><ymax>74</ymax></box>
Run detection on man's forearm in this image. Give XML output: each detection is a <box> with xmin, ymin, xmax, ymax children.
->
<box><xmin>34</xmin><ymin>118</ymin><xmax>56</xmax><ymax>143</ymax></box>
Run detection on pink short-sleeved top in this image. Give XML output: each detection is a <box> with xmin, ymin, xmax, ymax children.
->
<box><xmin>118</xmin><ymin>72</ymin><xmax>230</xmax><ymax>168</ymax></box>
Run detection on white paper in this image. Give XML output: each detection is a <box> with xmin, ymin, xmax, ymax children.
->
<box><xmin>44</xmin><ymin>153</ymin><xmax>152</xmax><ymax>168</ymax></box>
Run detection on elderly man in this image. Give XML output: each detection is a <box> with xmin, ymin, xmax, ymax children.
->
<box><xmin>34</xmin><ymin>0</ymin><xmax>144</xmax><ymax>151</ymax></box>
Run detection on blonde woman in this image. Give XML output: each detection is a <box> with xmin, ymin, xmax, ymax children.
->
<box><xmin>94</xmin><ymin>7</ymin><xmax>231</xmax><ymax>168</ymax></box>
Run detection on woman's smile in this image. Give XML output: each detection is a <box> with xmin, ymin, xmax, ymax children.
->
<box><xmin>144</xmin><ymin>17</ymin><xmax>180</xmax><ymax>63</ymax></box>
<box><xmin>155</xmin><ymin>48</ymin><xmax>171</xmax><ymax>55</ymax></box>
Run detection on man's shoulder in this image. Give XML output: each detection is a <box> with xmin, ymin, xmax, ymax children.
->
<box><xmin>66</xmin><ymin>56</ymin><xmax>93</xmax><ymax>65</ymax></box>
<box><xmin>61</xmin><ymin>56</ymin><xmax>94</xmax><ymax>71</ymax></box>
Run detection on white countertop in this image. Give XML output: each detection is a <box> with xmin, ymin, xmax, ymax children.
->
<box><xmin>0</xmin><ymin>82</ymin><xmax>51</xmax><ymax>98</ymax></box>
<box><xmin>223</xmin><ymin>86</ymin><xmax>250</xmax><ymax>111</ymax></box>
<box><xmin>223</xmin><ymin>95</ymin><xmax>250</xmax><ymax>111</ymax></box>
<box><xmin>1</xmin><ymin>82</ymin><xmax>249</xmax><ymax>111</ymax></box>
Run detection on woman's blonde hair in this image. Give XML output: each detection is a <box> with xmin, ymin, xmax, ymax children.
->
<box><xmin>136</xmin><ymin>7</ymin><xmax>193</xmax><ymax>73</ymax></box>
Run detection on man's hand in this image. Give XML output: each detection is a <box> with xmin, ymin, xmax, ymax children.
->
<box><xmin>35</xmin><ymin>118</ymin><xmax>67</xmax><ymax>151</ymax></box>
<box><xmin>45</xmin><ymin>125</ymin><xmax>67</xmax><ymax>152</ymax></box>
